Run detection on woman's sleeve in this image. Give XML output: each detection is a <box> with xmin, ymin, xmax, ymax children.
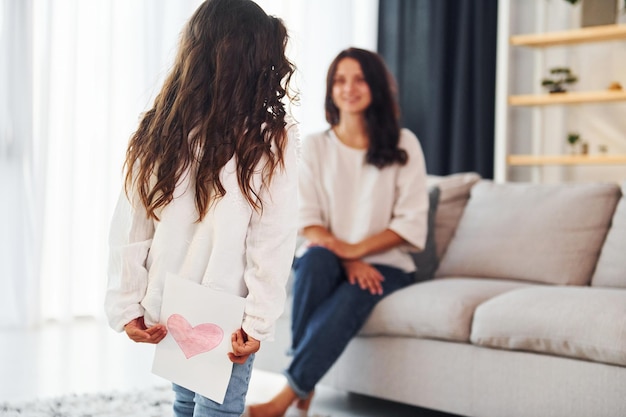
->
<box><xmin>389</xmin><ymin>129</ymin><xmax>429</xmax><ymax>252</ymax></box>
<box><xmin>241</xmin><ymin>125</ymin><xmax>299</xmax><ymax>341</ymax></box>
<box><xmin>104</xmin><ymin>187</ymin><xmax>155</xmax><ymax>332</ymax></box>
<box><xmin>297</xmin><ymin>134</ymin><xmax>326</xmax><ymax>230</ymax></box>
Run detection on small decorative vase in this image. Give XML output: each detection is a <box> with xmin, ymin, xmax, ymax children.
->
<box><xmin>581</xmin><ymin>0</ymin><xmax>618</xmax><ymax>27</ymax></box>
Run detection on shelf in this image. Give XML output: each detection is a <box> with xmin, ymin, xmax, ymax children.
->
<box><xmin>510</xmin><ymin>24</ymin><xmax>626</xmax><ymax>47</ymax></box>
<box><xmin>509</xmin><ymin>90</ymin><xmax>626</xmax><ymax>106</ymax></box>
<box><xmin>507</xmin><ymin>154</ymin><xmax>626</xmax><ymax>166</ymax></box>
<box><xmin>494</xmin><ymin>4</ymin><xmax>626</xmax><ymax>182</ymax></box>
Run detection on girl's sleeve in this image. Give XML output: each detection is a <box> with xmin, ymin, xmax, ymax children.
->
<box><xmin>389</xmin><ymin>129</ymin><xmax>429</xmax><ymax>252</ymax></box>
<box><xmin>104</xmin><ymin>187</ymin><xmax>155</xmax><ymax>332</ymax></box>
<box><xmin>241</xmin><ymin>125</ymin><xmax>299</xmax><ymax>341</ymax></box>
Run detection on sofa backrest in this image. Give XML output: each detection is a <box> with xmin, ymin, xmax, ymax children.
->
<box><xmin>435</xmin><ymin>180</ymin><xmax>621</xmax><ymax>286</ymax></box>
<box><xmin>591</xmin><ymin>181</ymin><xmax>626</xmax><ymax>288</ymax></box>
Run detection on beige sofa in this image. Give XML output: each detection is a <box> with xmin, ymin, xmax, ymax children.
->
<box><xmin>323</xmin><ymin>173</ymin><xmax>626</xmax><ymax>417</ymax></box>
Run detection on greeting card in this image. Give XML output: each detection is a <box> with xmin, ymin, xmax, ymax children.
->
<box><xmin>152</xmin><ymin>274</ymin><xmax>246</xmax><ymax>404</ymax></box>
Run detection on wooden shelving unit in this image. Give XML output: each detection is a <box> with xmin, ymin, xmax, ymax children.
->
<box><xmin>508</xmin><ymin>154</ymin><xmax>626</xmax><ymax>166</ymax></box>
<box><xmin>509</xmin><ymin>90</ymin><xmax>626</xmax><ymax>106</ymax></box>
<box><xmin>494</xmin><ymin>15</ymin><xmax>626</xmax><ymax>181</ymax></box>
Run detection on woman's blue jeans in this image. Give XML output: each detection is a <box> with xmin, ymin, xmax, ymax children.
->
<box><xmin>172</xmin><ymin>354</ymin><xmax>254</xmax><ymax>417</ymax></box>
<box><xmin>285</xmin><ymin>246</ymin><xmax>413</xmax><ymax>398</ymax></box>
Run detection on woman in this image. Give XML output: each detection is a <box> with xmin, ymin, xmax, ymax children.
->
<box><xmin>104</xmin><ymin>1</ymin><xmax>299</xmax><ymax>416</ymax></box>
<box><xmin>246</xmin><ymin>48</ymin><xmax>429</xmax><ymax>417</ymax></box>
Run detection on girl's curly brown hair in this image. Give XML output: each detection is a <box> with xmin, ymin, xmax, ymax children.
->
<box><xmin>124</xmin><ymin>0</ymin><xmax>296</xmax><ymax>220</ymax></box>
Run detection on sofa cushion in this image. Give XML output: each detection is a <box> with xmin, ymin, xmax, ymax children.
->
<box><xmin>436</xmin><ymin>181</ymin><xmax>621</xmax><ymax>286</ymax></box>
<box><xmin>426</xmin><ymin>172</ymin><xmax>481</xmax><ymax>260</ymax></box>
<box><xmin>411</xmin><ymin>186</ymin><xmax>440</xmax><ymax>282</ymax></box>
<box><xmin>591</xmin><ymin>181</ymin><xmax>626</xmax><ymax>288</ymax></box>
<box><xmin>359</xmin><ymin>278</ymin><xmax>531</xmax><ymax>342</ymax></box>
<box><xmin>471</xmin><ymin>286</ymin><xmax>626</xmax><ymax>367</ymax></box>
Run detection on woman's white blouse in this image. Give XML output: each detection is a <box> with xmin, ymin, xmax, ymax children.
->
<box><xmin>104</xmin><ymin>125</ymin><xmax>299</xmax><ymax>341</ymax></box>
<box><xmin>297</xmin><ymin>128</ymin><xmax>428</xmax><ymax>272</ymax></box>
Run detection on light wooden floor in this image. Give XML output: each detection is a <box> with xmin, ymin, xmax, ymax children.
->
<box><xmin>0</xmin><ymin>317</ymin><xmax>452</xmax><ymax>416</ymax></box>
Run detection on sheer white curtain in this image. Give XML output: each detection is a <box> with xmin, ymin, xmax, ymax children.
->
<box><xmin>1</xmin><ymin>0</ymin><xmax>378</xmax><ymax>328</ymax></box>
<box><xmin>1</xmin><ymin>0</ymin><xmax>37</xmax><ymax>327</ymax></box>
<box><xmin>256</xmin><ymin>0</ymin><xmax>379</xmax><ymax>137</ymax></box>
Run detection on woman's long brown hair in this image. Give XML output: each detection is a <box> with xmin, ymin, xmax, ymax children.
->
<box><xmin>124</xmin><ymin>0</ymin><xmax>295</xmax><ymax>220</ymax></box>
<box><xmin>325</xmin><ymin>48</ymin><xmax>406</xmax><ymax>169</ymax></box>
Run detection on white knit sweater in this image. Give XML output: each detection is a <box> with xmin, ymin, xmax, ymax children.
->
<box><xmin>297</xmin><ymin>128</ymin><xmax>428</xmax><ymax>272</ymax></box>
<box><xmin>104</xmin><ymin>124</ymin><xmax>299</xmax><ymax>341</ymax></box>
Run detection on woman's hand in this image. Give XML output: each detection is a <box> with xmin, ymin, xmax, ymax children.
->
<box><xmin>343</xmin><ymin>260</ymin><xmax>385</xmax><ymax>295</ymax></box>
<box><xmin>304</xmin><ymin>227</ymin><xmax>405</xmax><ymax>262</ymax></box>
<box><xmin>321</xmin><ymin>239</ymin><xmax>363</xmax><ymax>260</ymax></box>
<box><xmin>308</xmin><ymin>234</ymin><xmax>363</xmax><ymax>260</ymax></box>
<box><xmin>228</xmin><ymin>329</ymin><xmax>260</xmax><ymax>364</ymax></box>
<box><xmin>124</xmin><ymin>317</ymin><xmax>167</xmax><ymax>344</ymax></box>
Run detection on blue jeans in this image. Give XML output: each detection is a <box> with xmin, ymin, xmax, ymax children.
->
<box><xmin>172</xmin><ymin>354</ymin><xmax>254</xmax><ymax>417</ymax></box>
<box><xmin>285</xmin><ymin>246</ymin><xmax>413</xmax><ymax>398</ymax></box>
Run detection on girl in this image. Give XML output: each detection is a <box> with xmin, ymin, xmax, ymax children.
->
<box><xmin>104</xmin><ymin>1</ymin><xmax>299</xmax><ymax>416</ymax></box>
<box><xmin>246</xmin><ymin>48</ymin><xmax>429</xmax><ymax>417</ymax></box>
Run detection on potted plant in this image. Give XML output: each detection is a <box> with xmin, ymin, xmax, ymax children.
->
<box><xmin>567</xmin><ymin>132</ymin><xmax>580</xmax><ymax>154</ymax></box>
<box><xmin>542</xmin><ymin>67</ymin><xmax>578</xmax><ymax>93</ymax></box>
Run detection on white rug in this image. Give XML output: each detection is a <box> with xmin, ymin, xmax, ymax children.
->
<box><xmin>0</xmin><ymin>384</ymin><xmax>173</xmax><ymax>417</ymax></box>
<box><xmin>0</xmin><ymin>384</ymin><xmax>330</xmax><ymax>417</ymax></box>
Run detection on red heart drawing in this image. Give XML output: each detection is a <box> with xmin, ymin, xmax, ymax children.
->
<box><xmin>167</xmin><ymin>314</ymin><xmax>224</xmax><ymax>359</ymax></box>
